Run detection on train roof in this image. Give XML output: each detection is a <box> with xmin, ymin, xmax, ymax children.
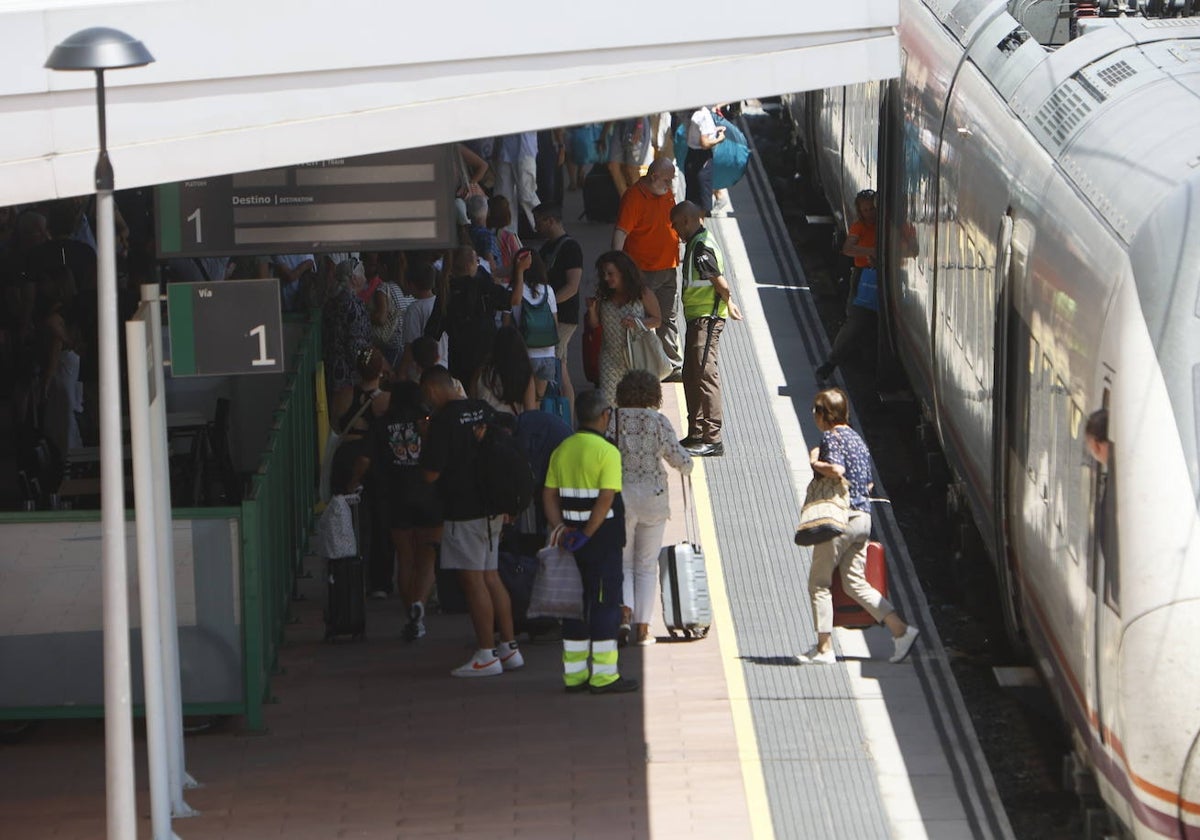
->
<box><xmin>932</xmin><ymin>0</ymin><xmax>1200</xmax><ymax>244</ymax></box>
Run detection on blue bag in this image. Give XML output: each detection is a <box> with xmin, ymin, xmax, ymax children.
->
<box><xmin>568</xmin><ymin>124</ymin><xmax>604</xmax><ymax>166</ymax></box>
<box><xmin>539</xmin><ymin>359</ymin><xmax>571</xmax><ymax>426</ymax></box>
<box><xmin>851</xmin><ymin>268</ymin><xmax>880</xmax><ymax>312</ymax></box>
<box><xmin>673</xmin><ymin>114</ymin><xmax>751</xmax><ymax>191</ymax></box>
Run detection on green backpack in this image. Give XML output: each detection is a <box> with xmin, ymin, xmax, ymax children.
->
<box><xmin>521</xmin><ymin>289</ymin><xmax>558</xmax><ymax>349</ymax></box>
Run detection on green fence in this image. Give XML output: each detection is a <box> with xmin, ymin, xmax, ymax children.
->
<box><xmin>0</xmin><ymin>313</ymin><xmax>321</xmax><ymax>731</ymax></box>
<box><xmin>239</xmin><ymin>313</ymin><xmax>320</xmax><ymax>730</ymax></box>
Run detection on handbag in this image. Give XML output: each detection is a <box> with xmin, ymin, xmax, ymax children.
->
<box><xmin>319</xmin><ymin>389</ymin><xmax>381</xmax><ymax>503</ymax></box>
<box><xmin>793</xmin><ymin>475</ymin><xmax>851</xmax><ymax>546</ymax></box>
<box><xmin>851</xmin><ymin>267</ymin><xmax>880</xmax><ymax>312</ymax></box>
<box><xmin>625</xmin><ymin>318</ymin><xmax>674</xmax><ymax>380</ymax></box>
<box><xmin>528</xmin><ymin>526</ymin><xmax>584</xmax><ymax>620</ymax></box>
<box><xmin>582</xmin><ymin>314</ymin><xmax>603</xmax><ymax>386</ymax></box>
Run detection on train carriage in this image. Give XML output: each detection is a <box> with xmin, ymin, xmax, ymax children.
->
<box><xmin>790</xmin><ymin>2</ymin><xmax>1200</xmax><ymax>837</ymax></box>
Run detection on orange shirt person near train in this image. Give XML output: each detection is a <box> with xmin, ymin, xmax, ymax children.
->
<box><xmin>843</xmin><ymin>189</ymin><xmax>877</xmax><ymax>268</ymax></box>
<box><xmin>612</xmin><ymin>158</ymin><xmax>684</xmax><ymax>374</ymax></box>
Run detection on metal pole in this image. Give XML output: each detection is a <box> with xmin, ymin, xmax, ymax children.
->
<box><xmin>142</xmin><ymin>283</ymin><xmax>200</xmax><ymax>813</ymax></box>
<box><xmin>94</xmin><ymin>68</ymin><xmax>138</xmax><ymax>840</ymax></box>
<box><xmin>126</xmin><ymin>311</ymin><xmax>177</xmax><ymax>840</ymax></box>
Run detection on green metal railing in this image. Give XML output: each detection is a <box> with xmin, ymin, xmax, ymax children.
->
<box><xmin>239</xmin><ymin>313</ymin><xmax>320</xmax><ymax>730</ymax></box>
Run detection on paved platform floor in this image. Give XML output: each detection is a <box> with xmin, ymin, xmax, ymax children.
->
<box><xmin>0</xmin><ymin>139</ymin><xmax>1010</xmax><ymax>839</ymax></box>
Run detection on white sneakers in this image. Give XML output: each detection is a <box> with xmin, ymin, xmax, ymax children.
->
<box><xmin>797</xmin><ymin>627</ymin><xmax>920</xmax><ymax>666</ymax></box>
<box><xmin>497</xmin><ymin>641</ymin><xmax>525</xmax><ymax>671</ymax></box>
<box><xmin>451</xmin><ymin>649</ymin><xmax>502</xmax><ymax>678</ymax></box>
<box><xmin>451</xmin><ymin>642</ymin><xmax>524</xmax><ymax>678</ymax></box>
<box><xmin>890</xmin><ymin>626</ymin><xmax>920</xmax><ymax>663</ymax></box>
<box><xmin>797</xmin><ymin>647</ymin><xmax>837</xmax><ymax>665</ymax></box>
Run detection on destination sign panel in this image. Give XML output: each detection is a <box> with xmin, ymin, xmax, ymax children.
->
<box><xmin>155</xmin><ymin>145</ymin><xmax>457</xmax><ymax>258</ymax></box>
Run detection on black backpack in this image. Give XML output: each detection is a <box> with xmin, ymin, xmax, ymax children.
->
<box><xmin>477</xmin><ymin>416</ymin><xmax>535</xmax><ymax>517</ymax></box>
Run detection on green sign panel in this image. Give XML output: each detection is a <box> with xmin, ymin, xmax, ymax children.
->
<box><xmin>166</xmin><ymin>280</ymin><xmax>283</xmax><ymax>377</ymax></box>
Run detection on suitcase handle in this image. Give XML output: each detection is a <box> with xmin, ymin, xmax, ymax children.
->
<box><xmin>681</xmin><ymin>474</ymin><xmax>701</xmax><ymax>547</ymax></box>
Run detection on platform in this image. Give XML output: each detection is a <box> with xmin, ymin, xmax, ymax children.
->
<box><xmin>0</xmin><ymin>132</ymin><xmax>1011</xmax><ymax>839</ymax></box>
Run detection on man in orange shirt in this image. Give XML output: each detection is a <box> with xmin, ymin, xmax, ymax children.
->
<box><xmin>612</xmin><ymin>158</ymin><xmax>683</xmax><ymax>380</ymax></box>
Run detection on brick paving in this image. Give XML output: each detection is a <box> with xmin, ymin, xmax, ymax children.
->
<box><xmin>0</xmin><ymin>374</ymin><xmax>755</xmax><ymax>839</ymax></box>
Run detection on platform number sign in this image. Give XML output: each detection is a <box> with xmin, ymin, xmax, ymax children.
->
<box><xmin>166</xmin><ymin>280</ymin><xmax>284</xmax><ymax>377</ymax></box>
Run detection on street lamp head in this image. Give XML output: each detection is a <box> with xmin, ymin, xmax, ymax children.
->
<box><xmin>45</xmin><ymin>27</ymin><xmax>154</xmax><ymax>71</ymax></box>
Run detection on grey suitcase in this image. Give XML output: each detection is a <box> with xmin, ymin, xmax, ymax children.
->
<box><xmin>658</xmin><ymin>477</ymin><xmax>712</xmax><ymax>639</ymax></box>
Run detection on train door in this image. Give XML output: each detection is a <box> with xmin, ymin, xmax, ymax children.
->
<box><xmin>992</xmin><ymin>214</ymin><xmax>1025</xmax><ymax>649</ymax></box>
<box><xmin>1088</xmin><ymin>385</ymin><xmax>1121</xmax><ymax>765</ymax></box>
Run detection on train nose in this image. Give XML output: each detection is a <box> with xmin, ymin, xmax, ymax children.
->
<box><xmin>1120</xmin><ymin>601</ymin><xmax>1200</xmax><ymax>838</ymax></box>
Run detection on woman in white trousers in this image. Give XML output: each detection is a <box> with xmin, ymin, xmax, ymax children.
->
<box><xmin>608</xmin><ymin>369</ymin><xmax>693</xmax><ymax>645</ymax></box>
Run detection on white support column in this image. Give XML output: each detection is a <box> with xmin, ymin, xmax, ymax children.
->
<box><xmin>142</xmin><ymin>283</ymin><xmax>200</xmax><ymax>814</ymax></box>
<box><xmin>125</xmin><ymin>308</ymin><xmax>179</xmax><ymax>840</ymax></box>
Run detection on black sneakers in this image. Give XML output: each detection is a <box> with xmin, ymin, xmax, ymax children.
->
<box><xmin>590</xmin><ymin>676</ymin><xmax>640</xmax><ymax>695</ymax></box>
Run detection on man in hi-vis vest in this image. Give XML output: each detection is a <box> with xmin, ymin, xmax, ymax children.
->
<box><xmin>543</xmin><ymin>390</ymin><xmax>639</xmax><ymax>694</ymax></box>
<box><xmin>671</xmin><ymin>201</ymin><xmax>743</xmax><ymax>457</ymax></box>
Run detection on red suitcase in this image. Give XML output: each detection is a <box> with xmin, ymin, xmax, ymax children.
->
<box><xmin>831</xmin><ymin>541</ymin><xmax>888</xmax><ymax>628</ymax></box>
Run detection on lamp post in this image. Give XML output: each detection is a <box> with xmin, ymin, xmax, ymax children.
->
<box><xmin>46</xmin><ymin>28</ymin><xmax>154</xmax><ymax>840</ymax></box>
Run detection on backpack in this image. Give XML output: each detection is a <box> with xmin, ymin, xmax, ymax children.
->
<box><xmin>429</xmin><ymin>275</ymin><xmax>497</xmax><ymax>382</ymax></box>
<box><xmin>520</xmin><ymin>288</ymin><xmax>558</xmax><ymax>349</ymax></box>
<box><xmin>477</xmin><ymin>417</ymin><xmax>536</xmax><ymax>517</ymax></box>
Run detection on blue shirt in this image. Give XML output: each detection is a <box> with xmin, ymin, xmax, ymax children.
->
<box><xmin>497</xmin><ymin>132</ymin><xmax>538</xmax><ymax>162</ymax></box>
<box><xmin>819</xmin><ymin>426</ymin><xmax>873</xmax><ymax>512</ymax></box>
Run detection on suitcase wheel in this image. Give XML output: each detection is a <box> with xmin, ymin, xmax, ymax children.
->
<box><xmin>687</xmin><ymin>625</ymin><xmax>709</xmax><ymax>640</ymax></box>
<box><xmin>667</xmin><ymin>628</ymin><xmax>680</xmax><ymax>639</ymax></box>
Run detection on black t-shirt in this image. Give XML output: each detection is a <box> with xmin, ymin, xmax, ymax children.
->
<box><xmin>441</xmin><ymin>272</ymin><xmax>512</xmax><ymax>383</ymax></box>
<box><xmin>540</xmin><ymin>234</ymin><xmax>583</xmax><ymax>325</ymax></box>
<box><xmin>373</xmin><ymin>382</ymin><xmax>442</xmax><ymax>523</ymax></box>
<box><xmin>420</xmin><ymin>398</ymin><xmax>493</xmax><ymax>521</ymax></box>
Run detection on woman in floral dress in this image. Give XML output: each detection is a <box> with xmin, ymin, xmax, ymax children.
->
<box><xmin>585</xmin><ymin>250</ymin><xmax>662</xmax><ymax>405</ymax></box>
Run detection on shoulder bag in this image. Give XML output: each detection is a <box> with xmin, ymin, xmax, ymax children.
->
<box><xmin>319</xmin><ymin>389</ymin><xmax>381</xmax><ymax>503</ymax></box>
<box><xmin>793</xmin><ymin>475</ymin><xmax>851</xmax><ymax>546</ymax></box>
<box><xmin>626</xmin><ymin>318</ymin><xmax>674</xmax><ymax>380</ymax></box>
<box><xmin>528</xmin><ymin>526</ymin><xmax>584</xmax><ymax>620</ymax></box>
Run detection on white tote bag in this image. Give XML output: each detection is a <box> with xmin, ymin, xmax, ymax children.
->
<box><xmin>625</xmin><ymin>318</ymin><xmax>674</xmax><ymax>380</ymax></box>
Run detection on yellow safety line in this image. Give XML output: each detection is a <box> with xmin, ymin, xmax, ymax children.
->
<box><xmin>673</xmin><ymin>392</ymin><xmax>776</xmax><ymax>840</ymax></box>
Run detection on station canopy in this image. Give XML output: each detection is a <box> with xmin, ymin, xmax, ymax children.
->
<box><xmin>1</xmin><ymin>0</ymin><xmax>898</xmax><ymax>207</ymax></box>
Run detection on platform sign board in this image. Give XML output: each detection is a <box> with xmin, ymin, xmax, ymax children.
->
<box><xmin>155</xmin><ymin>145</ymin><xmax>457</xmax><ymax>258</ymax></box>
<box><xmin>167</xmin><ymin>280</ymin><xmax>283</xmax><ymax>377</ymax></box>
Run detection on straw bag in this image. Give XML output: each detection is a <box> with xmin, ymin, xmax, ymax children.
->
<box><xmin>793</xmin><ymin>476</ymin><xmax>851</xmax><ymax>546</ymax></box>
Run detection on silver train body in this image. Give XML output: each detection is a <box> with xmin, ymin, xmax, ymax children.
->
<box><xmin>788</xmin><ymin>2</ymin><xmax>1200</xmax><ymax>837</ymax></box>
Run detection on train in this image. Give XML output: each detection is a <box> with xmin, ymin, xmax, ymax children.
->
<box><xmin>787</xmin><ymin>1</ymin><xmax>1200</xmax><ymax>837</ymax></box>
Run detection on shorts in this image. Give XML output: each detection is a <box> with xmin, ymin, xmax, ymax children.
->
<box><xmin>440</xmin><ymin>516</ymin><xmax>504</xmax><ymax>571</ymax></box>
<box><xmin>387</xmin><ymin>475</ymin><xmax>443</xmax><ymax>530</ymax></box>
<box><xmin>530</xmin><ymin>355</ymin><xmax>559</xmax><ymax>386</ymax></box>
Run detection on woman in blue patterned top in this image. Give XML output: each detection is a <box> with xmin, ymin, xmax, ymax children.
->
<box><xmin>799</xmin><ymin>388</ymin><xmax>919</xmax><ymax>665</ymax></box>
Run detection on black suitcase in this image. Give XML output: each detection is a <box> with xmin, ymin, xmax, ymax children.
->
<box><xmin>499</xmin><ymin>551</ymin><xmax>560</xmax><ymax>641</ymax></box>
<box><xmin>324</xmin><ymin>556</ymin><xmax>366</xmax><ymax>641</ymax></box>
<box><xmin>581</xmin><ymin>165</ymin><xmax>619</xmax><ymax>223</ymax></box>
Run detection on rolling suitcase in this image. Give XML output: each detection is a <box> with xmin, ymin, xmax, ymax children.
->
<box><xmin>318</xmin><ymin>492</ymin><xmax>366</xmax><ymax>641</ymax></box>
<box><xmin>831</xmin><ymin>540</ymin><xmax>888</xmax><ymax>628</ymax></box>
<box><xmin>325</xmin><ymin>556</ymin><xmax>366</xmax><ymax>640</ymax></box>
<box><xmin>581</xmin><ymin>165</ymin><xmax>619</xmax><ymax>223</ymax></box>
<box><xmin>659</xmin><ymin>477</ymin><xmax>712</xmax><ymax>640</ymax></box>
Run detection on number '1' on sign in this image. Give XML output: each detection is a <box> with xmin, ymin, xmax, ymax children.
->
<box><xmin>166</xmin><ymin>280</ymin><xmax>284</xmax><ymax>377</ymax></box>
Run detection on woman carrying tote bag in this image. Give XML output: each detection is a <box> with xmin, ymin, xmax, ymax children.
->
<box><xmin>607</xmin><ymin>370</ymin><xmax>692</xmax><ymax>645</ymax></box>
<box><xmin>799</xmin><ymin>388</ymin><xmax>919</xmax><ymax>665</ymax></box>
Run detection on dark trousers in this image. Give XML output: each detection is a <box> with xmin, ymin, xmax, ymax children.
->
<box><xmin>828</xmin><ymin>306</ymin><xmax>878</xmax><ymax>370</ymax></box>
<box><xmin>684</xmin><ymin>147</ymin><xmax>714</xmax><ymax>214</ymax></box>
<box><xmin>683</xmin><ymin>317</ymin><xmax>725</xmax><ymax>444</ymax></box>
<box><xmin>562</xmin><ymin>537</ymin><xmax>623</xmax><ymax>643</ymax></box>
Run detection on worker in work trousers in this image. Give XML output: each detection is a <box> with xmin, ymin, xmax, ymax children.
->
<box><xmin>543</xmin><ymin>389</ymin><xmax>639</xmax><ymax>695</ymax></box>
